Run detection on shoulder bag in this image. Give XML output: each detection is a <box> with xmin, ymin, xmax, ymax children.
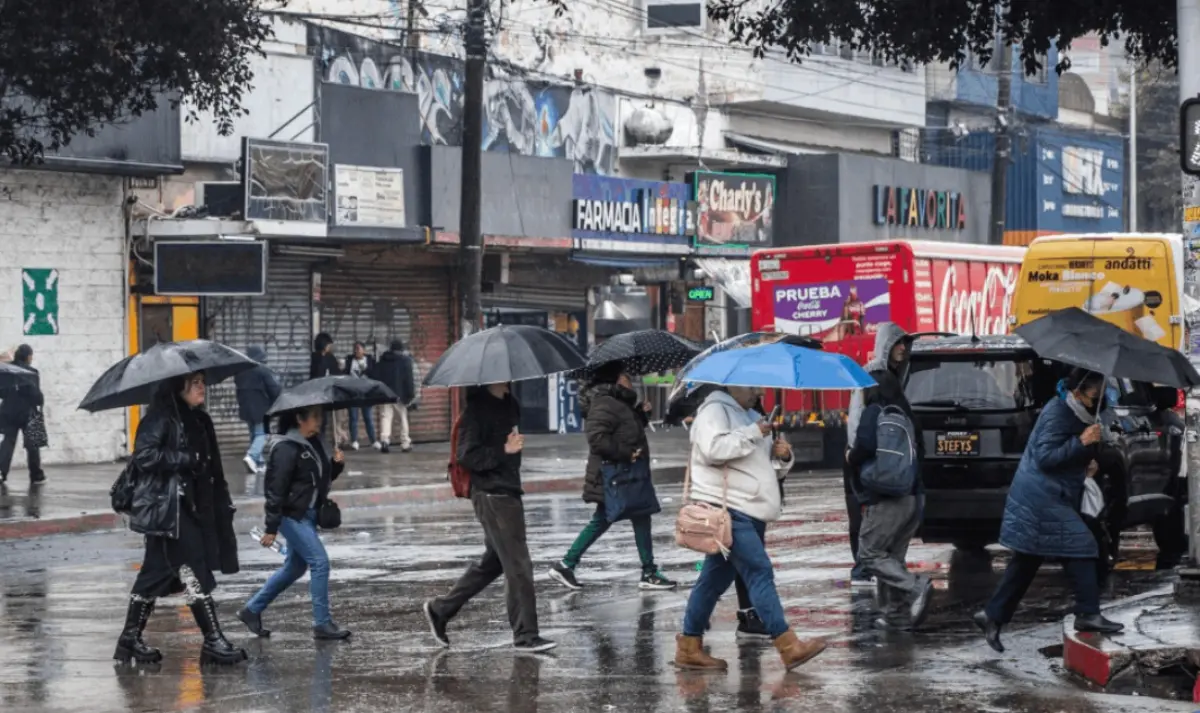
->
<box><xmin>674</xmin><ymin>448</ymin><xmax>732</xmax><ymax>557</ymax></box>
<box><xmin>23</xmin><ymin>407</ymin><xmax>48</xmax><ymax>449</ymax></box>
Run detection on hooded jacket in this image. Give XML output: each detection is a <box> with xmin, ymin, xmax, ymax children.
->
<box><xmin>458</xmin><ymin>387</ymin><xmax>523</xmax><ymax>498</ymax></box>
<box><xmin>0</xmin><ymin>362</ymin><xmax>42</xmax><ymax>428</ymax></box>
<box><xmin>235</xmin><ymin>346</ymin><xmax>281</xmax><ymax>425</ymax></box>
<box><xmin>688</xmin><ymin>390</ymin><xmax>793</xmax><ymax>523</ymax></box>
<box><xmin>262</xmin><ymin>430</ymin><xmax>344</xmax><ymax>534</ymax></box>
<box><xmin>375</xmin><ymin>340</ymin><xmax>416</xmax><ymax>405</ymax></box>
<box><xmin>580</xmin><ymin>382</ymin><xmax>650</xmax><ymax>504</ymax></box>
<box><xmin>846</xmin><ymin>322</ymin><xmax>912</xmax><ymax>448</ymax></box>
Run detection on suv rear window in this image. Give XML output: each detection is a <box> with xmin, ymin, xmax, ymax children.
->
<box><xmin>906</xmin><ymin>357</ymin><xmax>1049</xmax><ymax>411</ymax></box>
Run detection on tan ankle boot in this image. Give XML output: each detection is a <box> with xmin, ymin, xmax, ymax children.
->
<box><xmin>674</xmin><ymin>633</ymin><xmax>728</xmax><ymax>670</ymax></box>
<box><xmin>774</xmin><ymin>629</ymin><xmax>826</xmax><ymax>670</ymax></box>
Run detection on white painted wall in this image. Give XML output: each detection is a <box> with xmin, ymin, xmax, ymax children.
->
<box><xmin>0</xmin><ymin>169</ymin><xmax>126</xmax><ymax>467</ymax></box>
<box><xmin>180</xmin><ymin>18</ymin><xmax>316</xmax><ymax>163</ymax></box>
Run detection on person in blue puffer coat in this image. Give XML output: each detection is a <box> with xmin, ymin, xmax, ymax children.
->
<box><xmin>973</xmin><ymin>369</ymin><xmax>1124</xmax><ymax>653</ymax></box>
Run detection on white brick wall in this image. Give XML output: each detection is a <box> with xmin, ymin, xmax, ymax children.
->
<box><xmin>0</xmin><ymin>169</ymin><xmax>126</xmax><ymax>468</ymax></box>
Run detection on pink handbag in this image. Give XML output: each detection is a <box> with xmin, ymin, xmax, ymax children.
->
<box><xmin>675</xmin><ymin>449</ymin><xmax>733</xmax><ymax>557</ymax></box>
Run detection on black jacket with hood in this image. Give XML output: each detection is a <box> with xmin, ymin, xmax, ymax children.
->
<box><xmin>581</xmin><ymin>382</ymin><xmax>649</xmax><ymax>505</ymax></box>
<box><xmin>263</xmin><ymin>431</ymin><xmax>344</xmax><ymax>534</ymax></box>
<box><xmin>847</xmin><ymin>322</ymin><xmax>914</xmax><ymax>448</ymax></box>
<box><xmin>235</xmin><ymin>346</ymin><xmax>281</xmax><ymax>425</ymax></box>
<box><xmin>374</xmin><ymin>340</ymin><xmax>416</xmax><ymax>405</ymax></box>
<box><xmin>0</xmin><ymin>362</ymin><xmax>42</xmax><ymax>428</ymax></box>
<box><xmin>458</xmin><ymin>387</ymin><xmax>523</xmax><ymax>498</ymax></box>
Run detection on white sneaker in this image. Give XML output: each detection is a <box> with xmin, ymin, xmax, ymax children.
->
<box><xmin>372</xmin><ymin>441</ymin><xmax>383</xmax><ymax>451</ymax></box>
<box><xmin>242</xmin><ymin>456</ymin><xmax>257</xmax><ymax>475</ymax></box>
<box><xmin>351</xmin><ymin>441</ymin><xmax>360</xmax><ymax>451</ymax></box>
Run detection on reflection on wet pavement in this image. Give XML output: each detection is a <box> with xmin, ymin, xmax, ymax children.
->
<box><xmin>0</xmin><ymin>474</ymin><xmax>1188</xmax><ymax>712</ymax></box>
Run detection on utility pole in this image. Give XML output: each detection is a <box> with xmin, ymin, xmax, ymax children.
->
<box><xmin>459</xmin><ymin>0</ymin><xmax>487</xmax><ymax>336</ymax></box>
<box><xmin>405</xmin><ymin>0</ymin><xmax>420</xmax><ymax>50</ymax></box>
<box><xmin>988</xmin><ymin>39</ymin><xmax>1013</xmax><ymax>246</ymax></box>
<box><xmin>1129</xmin><ymin>66</ymin><xmax>1138</xmax><ymax>231</ymax></box>
<box><xmin>1178</xmin><ymin>0</ymin><xmax>1200</xmax><ymax>581</ymax></box>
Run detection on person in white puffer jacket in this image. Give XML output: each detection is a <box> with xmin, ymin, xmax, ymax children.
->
<box><xmin>674</xmin><ymin>386</ymin><xmax>827</xmax><ymax>672</ymax></box>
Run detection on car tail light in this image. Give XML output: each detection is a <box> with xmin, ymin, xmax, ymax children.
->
<box><xmin>1176</xmin><ymin>389</ymin><xmax>1187</xmax><ymax>412</ymax></box>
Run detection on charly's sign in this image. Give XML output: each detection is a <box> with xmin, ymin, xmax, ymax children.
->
<box><xmin>694</xmin><ymin>171</ymin><xmax>776</xmax><ymax>248</ymax></box>
<box><xmin>873</xmin><ymin>185</ymin><xmax>967</xmax><ymax>231</ymax></box>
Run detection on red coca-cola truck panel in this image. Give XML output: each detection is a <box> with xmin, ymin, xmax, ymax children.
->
<box><xmin>750</xmin><ymin>241</ymin><xmax>1024</xmax><ymax>416</ymax></box>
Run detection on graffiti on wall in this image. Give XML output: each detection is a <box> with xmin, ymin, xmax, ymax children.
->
<box><xmin>308</xmin><ymin>25</ymin><xmax>618</xmax><ymax>175</ymax></box>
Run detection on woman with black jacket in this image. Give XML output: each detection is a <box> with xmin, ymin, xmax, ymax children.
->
<box><xmin>115</xmin><ymin>373</ymin><xmax>244</xmax><ymax>667</ymax></box>
<box><xmin>0</xmin><ymin>344</ymin><xmax>45</xmax><ymax>484</ymax></box>
<box><xmin>549</xmin><ymin>365</ymin><xmax>675</xmax><ymax>591</ymax></box>
<box><xmin>238</xmin><ymin>406</ymin><xmax>350</xmax><ymax>640</ymax></box>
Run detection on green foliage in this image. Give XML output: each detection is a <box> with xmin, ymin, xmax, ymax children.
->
<box><xmin>0</xmin><ymin>0</ymin><xmax>278</xmax><ymax>164</ymax></box>
<box><xmin>700</xmin><ymin>0</ymin><xmax>1176</xmax><ymax>77</ymax></box>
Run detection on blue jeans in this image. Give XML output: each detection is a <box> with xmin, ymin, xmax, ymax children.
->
<box><xmin>348</xmin><ymin>407</ymin><xmax>376</xmax><ymax>444</ymax></box>
<box><xmin>682</xmin><ymin>509</ymin><xmax>789</xmax><ymax>638</ymax></box>
<box><xmin>245</xmin><ymin>422</ymin><xmax>267</xmax><ymax>467</ymax></box>
<box><xmin>244</xmin><ymin>509</ymin><xmax>332</xmax><ymax>626</ymax></box>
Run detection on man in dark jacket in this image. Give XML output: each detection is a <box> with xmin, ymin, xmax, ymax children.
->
<box><xmin>847</xmin><ymin>370</ymin><xmax>930</xmax><ymax>631</ymax></box>
<box><xmin>374</xmin><ymin>339</ymin><xmax>416</xmax><ymax>453</ymax></box>
<box><xmin>0</xmin><ymin>344</ymin><xmax>45</xmax><ymax>484</ymax></box>
<box><xmin>310</xmin><ymin>333</ymin><xmax>347</xmax><ymax>445</ymax></box>
<box><xmin>423</xmin><ymin>383</ymin><xmax>555</xmax><ymax>653</ymax></box>
<box><xmin>235</xmin><ymin>346</ymin><xmax>281</xmax><ymax>474</ymax></box>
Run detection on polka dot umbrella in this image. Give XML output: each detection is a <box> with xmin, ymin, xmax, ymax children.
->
<box><xmin>568</xmin><ymin>329</ymin><xmax>704</xmax><ymax>380</ymax></box>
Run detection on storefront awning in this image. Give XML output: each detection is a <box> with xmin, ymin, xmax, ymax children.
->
<box><xmin>723</xmin><ymin>132</ymin><xmax>825</xmax><ymax>157</ymax></box>
<box><xmin>570</xmin><ymin>252</ymin><xmax>680</xmax><ymax>269</ymax></box>
<box><xmin>693</xmin><ymin>257</ymin><xmax>752</xmax><ymax>308</ymax></box>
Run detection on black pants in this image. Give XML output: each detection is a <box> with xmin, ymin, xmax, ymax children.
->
<box><xmin>131</xmin><ymin>512</ymin><xmax>218</xmax><ymax>600</ymax></box>
<box><xmin>431</xmin><ymin>490</ymin><xmax>539</xmax><ymax>642</ymax></box>
<box><xmin>0</xmin><ymin>424</ymin><xmax>40</xmax><ymax>478</ymax></box>
<box><xmin>843</xmin><ymin>461</ymin><xmax>863</xmax><ymax>569</ymax></box>
<box><xmin>984</xmin><ymin>551</ymin><xmax>1101</xmax><ymax>625</ymax></box>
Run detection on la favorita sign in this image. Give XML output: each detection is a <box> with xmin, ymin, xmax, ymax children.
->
<box><xmin>873</xmin><ymin>185</ymin><xmax>967</xmax><ymax>231</ymax></box>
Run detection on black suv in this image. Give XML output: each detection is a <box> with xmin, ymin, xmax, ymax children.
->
<box><xmin>903</xmin><ymin>334</ymin><xmax>1186</xmax><ymax>555</ymax></box>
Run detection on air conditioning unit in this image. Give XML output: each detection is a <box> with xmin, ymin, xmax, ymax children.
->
<box><xmin>196</xmin><ymin>181</ymin><xmax>243</xmax><ymax>218</ymax></box>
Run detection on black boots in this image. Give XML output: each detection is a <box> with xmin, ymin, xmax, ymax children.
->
<box><xmin>237</xmin><ymin>608</ymin><xmax>271</xmax><ymax>638</ymax></box>
<box><xmin>114</xmin><ymin>597</ymin><xmax>163</xmax><ymax>664</ymax></box>
<box><xmin>190</xmin><ymin>596</ymin><xmax>248</xmax><ymax>666</ymax></box>
<box><xmin>312</xmin><ymin>621</ymin><xmax>352</xmax><ymax>640</ymax></box>
<box><xmin>1074</xmin><ymin>613</ymin><xmax>1124</xmax><ymax>634</ymax></box>
<box><xmin>973</xmin><ymin>611</ymin><xmax>1004</xmax><ymax>653</ymax></box>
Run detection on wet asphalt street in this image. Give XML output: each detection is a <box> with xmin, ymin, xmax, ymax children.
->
<box><xmin>0</xmin><ymin>472</ymin><xmax>1189</xmax><ymax>713</ymax></box>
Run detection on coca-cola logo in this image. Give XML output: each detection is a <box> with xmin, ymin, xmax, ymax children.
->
<box><xmin>937</xmin><ymin>265</ymin><xmax>1017</xmax><ymax>335</ymax></box>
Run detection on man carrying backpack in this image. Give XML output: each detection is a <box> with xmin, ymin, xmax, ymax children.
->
<box><xmin>846</xmin><ymin>369</ymin><xmax>932</xmax><ymax>631</ymax></box>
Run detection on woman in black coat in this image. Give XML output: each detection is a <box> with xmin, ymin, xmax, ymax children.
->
<box><xmin>237</xmin><ymin>406</ymin><xmax>350</xmax><ymax>641</ymax></box>
<box><xmin>115</xmin><ymin>372</ymin><xmax>245</xmax><ymax>667</ymax></box>
<box><xmin>0</xmin><ymin>344</ymin><xmax>45</xmax><ymax>484</ymax></box>
<box><xmin>548</xmin><ymin>364</ymin><xmax>675</xmax><ymax>591</ymax></box>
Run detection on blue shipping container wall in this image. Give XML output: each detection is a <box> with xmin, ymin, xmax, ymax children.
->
<box><xmin>924</xmin><ymin>125</ymin><xmax>1124</xmax><ymax>243</ymax></box>
<box><xmin>954</xmin><ymin>45</ymin><xmax>1059</xmax><ymax>120</ymax></box>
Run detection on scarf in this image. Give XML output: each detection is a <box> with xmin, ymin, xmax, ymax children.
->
<box><xmin>1062</xmin><ymin>390</ymin><xmax>1098</xmax><ymax>425</ymax></box>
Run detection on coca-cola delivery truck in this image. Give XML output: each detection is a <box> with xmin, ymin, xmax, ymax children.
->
<box><xmin>750</xmin><ymin>240</ymin><xmax>1026</xmax><ymax>425</ymax></box>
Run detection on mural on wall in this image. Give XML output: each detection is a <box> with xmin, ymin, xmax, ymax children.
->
<box><xmin>308</xmin><ymin>25</ymin><xmax>618</xmax><ymax>175</ymax></box>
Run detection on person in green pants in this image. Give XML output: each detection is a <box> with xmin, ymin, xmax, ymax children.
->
<box><xmin>549</xmin><ymin>364</ymin><xmax>676</xmax><ymax>591</ymax></box>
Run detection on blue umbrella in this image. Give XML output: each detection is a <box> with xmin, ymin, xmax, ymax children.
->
<box><xmin>681</xmin><ymin>341</ymin><xmax>875</xmax><ymax>391</ymax></box>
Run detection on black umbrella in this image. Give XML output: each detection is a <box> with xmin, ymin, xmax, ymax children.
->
<box><xmin>423</xmin><ymin>325</ymin><xmax>585</xmax><ymax>387</ymax></box>
<box><xmin>267</xmin><ymin>376</ymin><xmax>398</xmax><ymax>416</ymax></box>
<box><xmin>1015</xmin><ymin>307</ymin><xmax>1200</xmax><ymax>389</ymax></box>
<box><xmin>0</xmin><ymin>363</ymin><xmax>37</xmax><ymax>395</ymax></box>
<box><xmin>569</xmin><ymin>329</ymin><xmax>702</xmax><ymax>379</ymax></box>
<box><xmin>79</xmin><ymin>340</ymin><xmax>259</xmax><ymax>412</ymax></box>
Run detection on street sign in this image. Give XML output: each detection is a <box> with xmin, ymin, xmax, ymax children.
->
<box><xmin>1181</xmin><ymin>96</ymin><xmax>1200</xmax><ymax>176</ymax></box>
<box><xmin>22</xmin><ymin>268</ymin><xmax>59</xmax><ymax>336</ymax></box>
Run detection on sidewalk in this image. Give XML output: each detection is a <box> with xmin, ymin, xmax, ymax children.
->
<box><xmin>0</xmin><ymin>430</ymin><xmax>692</xmax><ymax>540</ymax></box>
<box><xmin>1062</xmin><ymin>585</ymin><xmax>1200</xmax><ymax>699</ymax></box>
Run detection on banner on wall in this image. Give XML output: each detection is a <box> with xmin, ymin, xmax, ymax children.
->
<box><xmin>693</xmin><ymin>171</ymin><xmax>775</xmax><ymax>251</ymax></box>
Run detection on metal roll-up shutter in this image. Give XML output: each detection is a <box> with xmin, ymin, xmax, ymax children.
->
<box><xmin>203</xmin><ymin>255</ymin><xmax>315</xmax><ymax>449</ymax></box>
<box><xmin>320</xmin><ymin>264</ymin><xmax>453</xmax><ymax>442</ymax></box>
<box><xmin>482</xmin><ymin>283</ymin><xmax>588</xmax><ymax>311</ymax></box>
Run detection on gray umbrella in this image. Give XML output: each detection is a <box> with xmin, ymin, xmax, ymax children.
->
<box><xmin>423</xmin><ymin>325</ymin><xmax>585</xmax><ymax>387</ymax></box>
<box><xmin>78</xmin><ymin>340</ymin><xmax>258</xmax><ymax>412</ymax></box>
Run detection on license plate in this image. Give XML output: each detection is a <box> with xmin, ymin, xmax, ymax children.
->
<box><xmin>936</xmin><ymin>431</ymin><xmax>980</xmax><ymax>456</ymax></box>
